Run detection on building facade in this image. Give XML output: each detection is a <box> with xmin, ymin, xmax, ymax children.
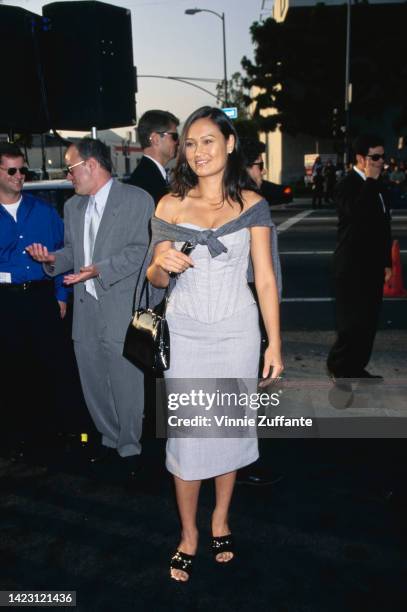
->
<box><xmin>256</xmin><ymin>0</ymin><xmax>406</xmax><ymax>184</ymax></box>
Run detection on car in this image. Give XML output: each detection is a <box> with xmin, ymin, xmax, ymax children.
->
<box><xmin>23</xmin><ymin>179</ymin><xmax>74</xmax><ymax>217</ymax></box>
<box><xmin>261</xmin><ymin>179</ymin><xmax>293</xmax><ymax>206</ymax></box>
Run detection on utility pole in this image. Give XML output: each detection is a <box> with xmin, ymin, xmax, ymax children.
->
<box><xmin>344</xmin><ymin>0</ymin><xmax>352</xmax><ymax>165</ymax></box>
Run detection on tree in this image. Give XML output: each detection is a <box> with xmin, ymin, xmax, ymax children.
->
<box><xmin>216</xmin><ymin>72</ymin><xmax>250</xmax><ymax>118</ymax></box>
<box><xmin>242</xmin><ymin>3</ymin><xmax>407</xmax><ymax>139</ymax></box>
<box><xmin>215</xmin><ymin>71</ymin><xmax>260</xmax><ymax>136</ymax></box>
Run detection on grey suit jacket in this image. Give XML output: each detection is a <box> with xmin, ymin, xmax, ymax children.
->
<box><xmin>46</xmin><ymin>179</ymin><xmax>154</xmax><ymax>341</ymax></box>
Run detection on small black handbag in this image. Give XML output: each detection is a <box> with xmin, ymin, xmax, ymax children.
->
<box><xmin>123</xmin><ymin>278</ymin><xmax>170</xmax><ymax>372</ymax></box>
<box><xmin>123</xmin><ymin>242</ymin><xmax>194</xmax><ymax>372</ymax></box>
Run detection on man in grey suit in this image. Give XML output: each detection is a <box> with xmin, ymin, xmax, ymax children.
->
<box><xmin>27</xmin><ymin>138</ymin><xmax>154</xmax><ymax>465</ymax></box>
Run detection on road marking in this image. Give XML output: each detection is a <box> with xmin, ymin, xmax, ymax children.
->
<box><xmin>282</xmin><ymin>297</ymin><xmax>334</xmax><ymax>302</ymax></box>
<box><xmin>282</xmin><ymin>297</ymin><xmax>407</xmax><ymax>302</ymax></box>
<box><xmin>280</xmin><ymin>250</ymin><xmax>333</xmax><ymax>255</ymax></box>
<box><xmin>276</xmin><ymin>210</ymin><xmax>313</xmax><ymax>233</ymax></box>
<box><xmin>303</xmin><ymin>215</ymin><xmax>407</xmax><ymax>222</ymax></box>
<box><xmin>280</xmin><ymin>250</ymin><xmax>407</xmax><ymax>255</ymax></box>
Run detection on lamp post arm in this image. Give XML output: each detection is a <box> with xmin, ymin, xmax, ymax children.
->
<box><xmin>197</xmin><ymin>8</ymin><xmax>223</xmax><ymax>19</ymax></box>
<box><xmin>138</xmin><ymin>75</ymin><xmax>219</xmax><ymax>99</ymax></box>
<box><xmin>185</xmin><ymin>8</ymin><xmax>228</xmax><ymax>106</ymax></box>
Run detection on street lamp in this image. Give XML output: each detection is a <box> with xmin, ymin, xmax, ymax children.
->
<box><xmin>185</xmin><ymin>8</ymin><xmax>228</xmax><ymax>106</ymax></box>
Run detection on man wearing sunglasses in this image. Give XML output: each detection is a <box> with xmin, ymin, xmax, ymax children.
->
<box><xmin>127</xmin><ymin>109</ymin><xmax>179</xmax><ymax>205</ymax></box>
<box><xmin>27</xmin><ymin>138</ymin><xmax>154</xmax><ymax>472</ymax></box>
<box><xmin>327</xmin><ymin>134</ymin><xmax>392</xmax><ymax>381</ymax></box>
<box><xmin>0</xmin><ymin>142</ymin><xmax>69</xmax><ymax>454</ymax></box>
<box><xmin>240</xmin><ymin>137</ymin><xmax>291</xmax><ymax>207</ymax></box>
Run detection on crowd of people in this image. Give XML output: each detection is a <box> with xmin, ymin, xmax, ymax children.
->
<box><xmin>311</xmin><ymin>154</ymin><xmax>406</xmax><ymax>209</ymax></box>
<box><xmin>310</xmin><ymin>157</ymin><xmax>339</xmax><ymax>208</ymax></box>
<box><xmin>383</xmin><ymin>157</ymin><xmax>407</xmax><ymax>208</ymax></box>
<box><xmin>0</xmin><ymin>109</ymin><xmax>393</xmax><ymax>582</ymax></box>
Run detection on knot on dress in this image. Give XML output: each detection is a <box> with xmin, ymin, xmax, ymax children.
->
<box><xmin>195</xmin><ymin>230</ymin><xmax>228</xmax><ymax>257</ymax></box>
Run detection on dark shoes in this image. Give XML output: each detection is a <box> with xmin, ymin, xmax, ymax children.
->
<box><xmin>120</xmin><ymin>454</ymin><xmax>143</xmax><ymax>478</ymax></box>
<box><xmin>170</xmin><ymin>549</ymin><xmax>195</xmax><ymax>582</ymax></box>
<box><xmin>328</xmin><ymin>381</ymin><xmax>354</xmax><ymax>410</ymax></box>
<box><xmin>88</xmin><ymin>447</ymin><xmax>141</xmax><ymax>471</ymax></box>
<box><xmin>236</xmin><ymin>466</ymin><xmax>283</xmax><ymax>486</ymax></box>
<box><xmin>327</xmin><ymin>367</ymin><xmax>384</xmax><ymax>410</ymax></box>
<box><xmin>88</xmin><ymin>446</ymin><xmax>115</xmax><ymax>464</ymax></box>
<box><xmin>169</xmin><ymin>532</ymin><xmax>234</xmax><ymax>581</ymax></box>
<box><xmin>358</xmin><ymin>369</ymin><xmax>383</xmax><ymax>381</ymax></box>
<box><xmin>327</xmin><ymin>367</ymin><xmax>383</xmax><ymax>382</ymax></box>
<box><xmin>211</xmin><ymin>534</ymin><xmax>235</xmax><ymax>563</ymax></box>
<box><xmin>6</xmin><ymin>440</ymin><xmax>27</xmax><ymax>463</ymax></box>
<box><xmin>88</xmin><ymin>447</ymin><xmax>142</xmax><ymax>483</ymax></box>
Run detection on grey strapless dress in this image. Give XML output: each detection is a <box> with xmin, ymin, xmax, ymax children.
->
<box><xmin>164</xmin><ymin>224</ymin><xmax>260</xmax><ymax>480</ymax></box>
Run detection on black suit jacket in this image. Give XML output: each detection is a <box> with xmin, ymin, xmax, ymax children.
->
<box><xmin>127</xmin><ymin>156</ymin><xmax>168</xmax><ymax>205</ymax></box>
<box><xmin>333</xmin><ymin>170</ymin><xmax>392</xmax><ymax>279</ymax></box>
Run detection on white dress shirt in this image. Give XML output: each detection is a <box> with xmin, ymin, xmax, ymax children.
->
<box><xmin>84</xmin><ymin>178</ymin><xmax>113</xmax><ymax>298</ymax></box>
<box><xmin>143</xmin><ymin>154</ymin><xmax>167</xmax><ymax>181</ymax></box>
<box><xmin>353</xmin><ymin>166</ymin><xmax>385</xmax><ymax>213</ymax></box>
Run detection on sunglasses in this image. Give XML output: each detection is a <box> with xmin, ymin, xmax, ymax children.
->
<box><xmin>63</xmin><ymin>159</ymin><xmax>86</xmax><ymax>176</ymax></box>
<box><xmin>157</xmin><ymin>131</ymin><xmax>179</xmax><ymax>142</ymax></box>
<box><xmin>250</xmin><ymin>161</ymin><xmax>264</xmax><ymax>171</ymax></box>
<box><xmin>0</xmin><ymin>166</ymin><xmax>29</xmax><ymax>176</ymax></box>
<box><xmin>366</xmin><ymin>154</ymin><xmax>385</xmax><ymax>161</ymax></box>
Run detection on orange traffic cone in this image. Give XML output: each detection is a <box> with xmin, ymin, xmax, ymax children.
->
<box><xmin>383</xmin><ymin>240</ymin><xmax>407</xmax><ymax>297</ymax></box>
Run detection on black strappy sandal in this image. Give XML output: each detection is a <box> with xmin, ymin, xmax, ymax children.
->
<box><xmin>170</xmin><ymin>549</ymin><xmax>195</xmax><ymax>581</ymax></box>
<box><xmin>210</xmin><ymin>534</ymin><xmax>235</xmax><ymax>563</ymax></box>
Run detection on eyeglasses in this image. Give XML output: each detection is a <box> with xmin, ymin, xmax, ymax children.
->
<box><xmin>249</xmin><ymin>161</ymin><xmax>264</xmax><ymax>171</ymax></box>
<box><xmin>157</xmin><ymin>131</ymin><xmax>179</xmax><ymax>142</ymax></box>
<box><xmin>63</xmin><ymin>160</ymin><xmax>85</xmax><ymax>176</ymax></box>
<box><xmin>366</xmin><ymin>154</ymin><xmax>385</xmax><ymax>162</ymax></box>
<box><xmin>0</xmin><ymin>166</ymin><xmax>29</xmax><ymax>176</ymax></box>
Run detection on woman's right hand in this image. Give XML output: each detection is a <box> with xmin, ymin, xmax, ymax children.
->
<box><xmin>155</xmin><ymin>248</ymin><xmax>194</xmax><ymax>276</ymax></box>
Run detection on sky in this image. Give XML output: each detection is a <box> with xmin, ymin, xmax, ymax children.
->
<box><xmin>4</xmin><ymin>0</ymin><xmax>268</xmax><ymax>136</ymax></box>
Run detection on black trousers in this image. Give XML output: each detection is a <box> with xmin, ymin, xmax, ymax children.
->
<box><xmin>327</xmin><ymin>275</ymin><xmax>384</xmax><ymax>377</ymax></box>
<box><xmin>0</xmin><ymin>283</ymin><xmax>71</xmax><ymax>440</ymax></box>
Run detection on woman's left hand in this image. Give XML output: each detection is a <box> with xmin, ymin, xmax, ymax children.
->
<box><xmin>262</xmin><ymin>343</ymin><xmax>284</xmax><ymax>381</ymax></box>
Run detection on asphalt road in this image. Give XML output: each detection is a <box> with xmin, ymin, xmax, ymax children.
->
<box><xmin>271</xmin><ymin>198</ymin><xmax>407</xmax><ymax>331</ymax></box>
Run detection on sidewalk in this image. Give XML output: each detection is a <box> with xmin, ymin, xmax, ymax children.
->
<box><xmin>284</xmin><ymin>329</ymin><xmax>407</xmax><ymax>380</ymax></box>
<box><xmin>1</xmin><ymin>330</ymin><xmax>406</xmax><ymax>611</ymax></box>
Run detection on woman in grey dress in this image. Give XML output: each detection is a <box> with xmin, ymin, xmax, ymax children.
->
<box><xmin>147</xmin><ymin>107</ymin><xmax>283</xmax><ymax>582</ymax></box>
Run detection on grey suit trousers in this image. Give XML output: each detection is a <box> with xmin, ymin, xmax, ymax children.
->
<box><xmin>73</xmin><ymin>291</ymin><xmax>143</xmax><ymax>457</ymax></box>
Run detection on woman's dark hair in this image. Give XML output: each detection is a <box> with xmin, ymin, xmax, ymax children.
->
<box><xmin>171</xmin><ymin>106</ymin><xmax>257</xmax><ymax>209</ymax></box>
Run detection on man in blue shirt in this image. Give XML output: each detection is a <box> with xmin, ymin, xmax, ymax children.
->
<box><xmin>0</xmin><ymin>143</ymin><xmax>68</xmax><ymax>454</ymax></box>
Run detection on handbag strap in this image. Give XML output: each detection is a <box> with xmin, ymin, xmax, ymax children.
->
<box><xmin>132</xmin><ymin>275</ymin><xmax>170</xmax><ymax>316</ymax></box>
<box><xmin>131</xmin><ymin>241</ymin><xmax>192</xmax><ymax>316</ymax></box>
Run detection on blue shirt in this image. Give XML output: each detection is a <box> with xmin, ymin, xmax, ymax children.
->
<box><xmin>0</xmin><ymin>193</ymin><xmax>69</xmax><ymax>302</ymax></box>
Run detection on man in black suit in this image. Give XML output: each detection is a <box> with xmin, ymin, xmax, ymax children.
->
<box><xmin>127</xmin><ymin>110</ymin><xmax>179</xmax><ymax>205</ymax></box>
<box><xmin>327</xmin><ymin>134</ymin><xmax>392</xmax><ymax>379</ymax></box>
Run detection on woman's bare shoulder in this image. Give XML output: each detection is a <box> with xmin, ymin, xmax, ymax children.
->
<box><xmin>155</xmin><ymin>194</ymin><xmax>182</xmax><ymax>222</ymax></box>
<box><xmin>241</xmin><ymin>189</ymin><xmax>264</xmax><ymax>211</ymax></box>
